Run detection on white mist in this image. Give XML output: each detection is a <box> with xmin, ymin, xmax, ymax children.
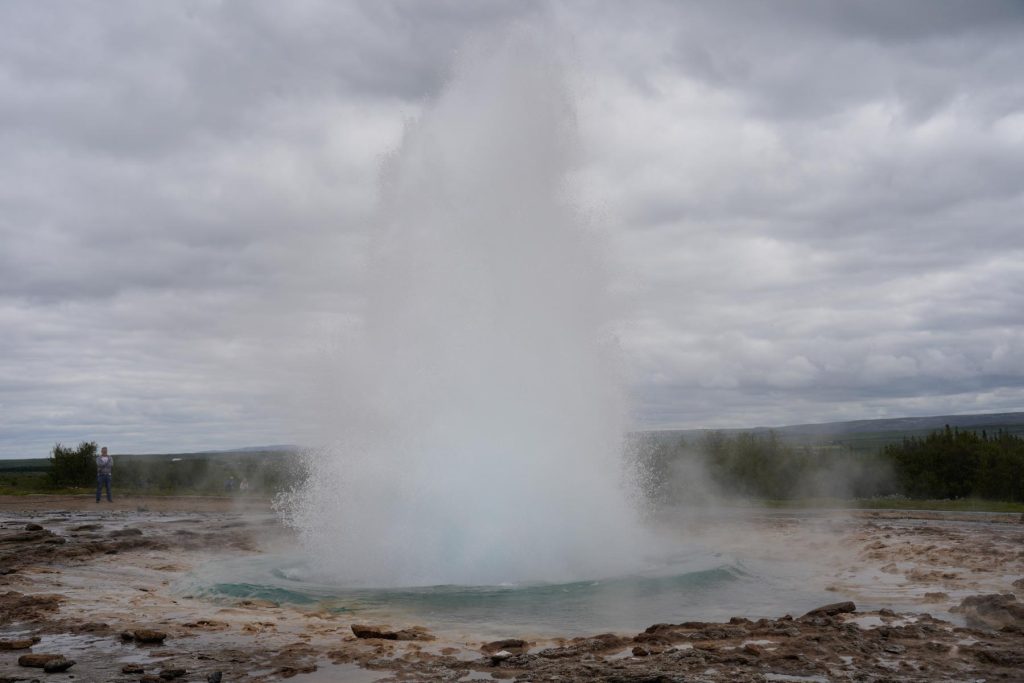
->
<box><xmin>282</xmin><ymin>32</ymin><xmax>648</xmax><ymax>587</ymax></box>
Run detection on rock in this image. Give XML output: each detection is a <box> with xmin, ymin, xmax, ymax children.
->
<box><xmin>17</xmin><ymin>653</ymin><xmax>63</xmax><ymax>667</ymax></box>
<box><xmin>632</xmin><ymin>646</ymin><xmax>650</xmax><ymax>657</ymax></box>
<box><xmin>24</xmin><ymin>524</ymin><xmax>43</xmax><ymax>531</ymax></box>
<box><xmin>742</xmin><ymin>643</ymin><xmax>765</xmax><ymax>657</ymax></box>
<box><xmin>70</xmin><ymin>620</ymin><xmax>111</xmax><ymax>634</ymax></box>
<box><xmin>481</xmin><ymin>639</ymin><xmax>529</xmax><ymax>655</ymax></box>
<box><xmin>43</xmin><ymin>656</ymin><xmax>75</xmax><ymax>673</ymax></box>
<box><xmin>109</xmin><ymin>527</ymin><xmax>144</xmax><ymax>537</ymax></box>
<box><xmin>971</xmin><ymin>647</ymin><xmax>1024</xmax><ymax>666</ymax></box>
<box><xmin>1012</xmin><ymin>577</ymin><xmax>1024</xmax><ymax>589</ymax></box>
<box><xmin>394</xmin><ymin>627</ymin><xmax>435</xmax><ymax>641</ymax></box>
<box><xmin>130</xmin><ymin>629</ymin><xmax>168</xmax><ymax>644</ymax></box>
<box><xmin>349</xmin><ymin>624</ymin><xmax>433</xmax><ymax>641</ymax></box>
<box><xmin>351</xmin><ymin>624</ymin><xmax>398</xmax><ymax>640</ymax></box>
<box><xmin>489</xmin><ymin>649</ymin><xmax>514</xmax><ymax>664</ymax></box>
<box><xmin>159</xmin><ymin>668</ymin><xmax>187</xmax><ymax>679</ymax></box>
<box><xmin>802</xmin><ymin>601</ymin><xmax>856</xmax><ymax>618</ymax></box>
<box><xmin>954</xmin><ymin>593</ymin><xmax>1024</xmax><ymax>630</ymax></box>
<box><xmin>122</xmin><ymin>663</ymin><xmax>145</xmax><ymax>673</ymax></box>
<box><xmin>207</xmin><ymin>672</ymin><xmax>223</xmax><ymax>683</ymax></box>
<box><xmin>0</xmin><ymin>636</ymin><xmax>39</xmax><ymax>650</ymax></box>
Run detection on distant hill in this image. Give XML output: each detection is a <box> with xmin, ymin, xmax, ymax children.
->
<box><xmin>645</xmin><ymin>411</ymin><xmax>1024</xmax><ymax>453</ymax></box>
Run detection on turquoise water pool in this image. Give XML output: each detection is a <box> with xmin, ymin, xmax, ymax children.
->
<box><xmin>179</xmin><ymin>545</ymin><xmax>836</xmax><ymax>637</ymax></box>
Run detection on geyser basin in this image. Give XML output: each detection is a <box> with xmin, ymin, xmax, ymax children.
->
<box><xmin>181</xmin><ymin>542</ymin><xmax>836</xmax><ymax>638</ymax></box>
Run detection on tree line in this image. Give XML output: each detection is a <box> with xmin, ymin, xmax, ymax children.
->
<box><xmin>46</xmin><ymin>441</ymin><xmax>302</xmax><ymax>495</ymax></box>
<box><xmin>631</xmin><ymin>425</ymin><xmax>1024</xmax><ymax>505</ymax></box>
<box><xmin>884</xmin><ymin>426</ymin><xmax>1024</xmax><ymax>501</ymax></box>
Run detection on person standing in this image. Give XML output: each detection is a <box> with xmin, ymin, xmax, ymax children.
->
<box><xmin>95</xmin><ymin>446</ymin><xmax>113</xmax><ymax>503</ymax></box>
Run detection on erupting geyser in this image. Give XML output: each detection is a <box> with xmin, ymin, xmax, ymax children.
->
<box><xmin>281</xmin><ymin>33</ymin><xmax>649</xmax><ymax>587</ymax></box>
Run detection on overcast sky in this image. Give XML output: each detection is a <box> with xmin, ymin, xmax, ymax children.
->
<box><xmin>2</xmin><ymin>1</ymin><xmax>1023</xmax><ymax>458</ymax></box>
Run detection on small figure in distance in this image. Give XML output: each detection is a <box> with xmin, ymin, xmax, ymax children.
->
<box><xmin>96</xmin><ymin>446</ymin><xmax>113</xmax><ymax>503</ymax></box>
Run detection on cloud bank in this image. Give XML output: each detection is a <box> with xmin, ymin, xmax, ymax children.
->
<box><xmin>2</xmin><ymin>1</ymin><xmax>1023</xmax><ymax>457</ymax></box>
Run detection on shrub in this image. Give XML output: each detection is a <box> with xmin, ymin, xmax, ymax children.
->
<box><xmin>48</xmin><ymin>441</ymin><xmax>98</xmax><ymax>487</ymax></box>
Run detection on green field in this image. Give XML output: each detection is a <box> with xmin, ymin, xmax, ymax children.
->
<box><xmin>0</xmin><ymin>449</ymin><xmax>299</xmax><ymax>496</ymax></box>
<box><xmin>6</xmin><ymin>411</ymin><xmax>1024</xmax><ymax>508</ymax></box>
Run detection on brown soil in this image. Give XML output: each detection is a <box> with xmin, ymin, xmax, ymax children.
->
<box><xmin>0</xmin><ymin>494</ymin><xmax>271</xmax><ymax>514</ymax></box>
<box><xmin>0</xmin><ymin>498</ymin><xmax>1020</xmax><ymax>682</ymax></box>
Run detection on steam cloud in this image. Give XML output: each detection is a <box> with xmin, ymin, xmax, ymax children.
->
<box><xmin>279</xmin><ymin>30</ymin><xmax>649</xmax><ymax>587</ymax></box>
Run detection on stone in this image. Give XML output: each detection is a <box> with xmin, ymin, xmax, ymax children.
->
<box><xmin>109</xmin><ymin>527</ymin><xmax>144</xmax><ymax>537</ymax></box>
<box><xmin>351</xmin><ymin>624</ymin><xmax>398</xmax><ymax>640</ymax></box>
<box><xmin>24</xmin><ymin>524</ymin><xmax>43</xmax><ymax>531</ymax></box>
<box><xmin>131</xmin><ymin>629</ymin><xmax>168</xmax><ymax>643</ymax></box>
<box><xmin>17</xmin><ymin>653</ymin><xmax>63</xmax><ymax>667</ymax></box>
<box><xmin>481</xmin><ymin>639</ymin><xmax>529</xmax><ymax>655</ymax></box>
<box><xmin>350</xmin><ymin>624</ymin><xmax>433</xmax><ymax>641</ymax></box>
<box><xmin>394</xmin><ymin>627</ymin><xmax>435</xmax><ymax>641</ymax></box>
<box><xmin>802</xmin><ymin>601</ymin><xmax>856</xmax><ymax>618</ymax></box>
<box><xmin>0</xmin><ymin>636</ymin><xmax>39</xmax><ymax>650</ymax></box>
<box><xmin>122</xmin><ymin>663</ymin><xmax>145</xmax><ymax>673</ymax></box>
<box><xmin>954</xmin><ymin>593</ymin><xmax>1024</xmax><ymax>630</ymax></box>
<box><xmin>207</xmin><ymin>672</ymin><xmax>223</xmax><ymax>683</ymax></box>
<box><xmin>43</xmin><ymin>656</ymin><xmax>75</xmax><ymax>673</ymax></box>
<box><xmin>159</xmin><ymin>668</ymin><xmax>187</xmax><ymax>679</ymax></box>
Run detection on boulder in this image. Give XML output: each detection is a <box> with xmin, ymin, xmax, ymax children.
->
<box><xmin>24</xmin><ymin>524</ymin><xmax>43</xmax><ymax>531</ymax></box>
<box><xmin>953</xmin><ymin>593</ymin><xmax>1024</xmax><ymax>630</ymax></box>
<box><xmin>159</xmin><ymin>668</ymin><xmax>187</xmax><ymax>679</ymax></box>
<box><xmin>802</xmin><ymin>601</ymin><xmax>856</xmax><ymax>618</ymax></box>
<box><xmin>351</xmin><ymin>624</ymin><xmax>398</xmax><ymax>640</ymax></box>
<box><xmin>17</xmin><ymin>653</ymin><xmax>63</xmax><ymax>667</ymax></box>
<box><xmin>0</xmin><ymin>636</ymin><xmax>39</xmax><ymax>650</ymax></box>
<box><xmin>43</xmin><ymin>656</ymin><xmax>75</xmax><ymax>673</ymax></box>
<box><xmin>350</xmin><ymin>624</ymin><xmax>434</xmax><ymax>641</ymax></box>
<box><xmin>122</xmin><ymin>663</ymin><xmax>145</xmax><ymax>673</ymax></box>
<box><xmin>481</xmin><ymin>638</ymin><xmax>529</xmax><ymax>655</ymax></box>
<box><xmin>129</xmin><ymin>629</ymin><xmax>168</xmax><ymax>644</ymax></box>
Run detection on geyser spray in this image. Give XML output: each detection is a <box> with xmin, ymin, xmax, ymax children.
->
<box><xmin>281</xmin><ymin>31</ymin><xmax>648</xmax><ymax>587</ymax></box>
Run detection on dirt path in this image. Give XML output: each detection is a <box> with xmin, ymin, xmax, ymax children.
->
<box><xmin>0</xmin><ymin>494</ymin><xmax>273</xmax><ymax>513</ymax></box>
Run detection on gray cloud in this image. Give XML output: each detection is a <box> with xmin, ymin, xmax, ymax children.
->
<box><xmin>2</xmin><ymin>1</ymin><xmax>1023</xmax><ymax>457</ymax></box>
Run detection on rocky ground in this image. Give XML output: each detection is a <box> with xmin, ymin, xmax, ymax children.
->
<box><xmin>0</xmin><ymin>496</ymin><xmax>1021</xmax><ymax>682</ymax></box>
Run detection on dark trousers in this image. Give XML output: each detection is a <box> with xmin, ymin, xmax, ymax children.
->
<box><xmin>96</xmin><ymin>473</ymin><xmax>112</xmax><ymax>502</ymax></box>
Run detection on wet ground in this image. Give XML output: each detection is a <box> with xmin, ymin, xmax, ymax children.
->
<box><xmin>0</xmin><ymin>496</ymin><xmax>1021</xmax><ymax>682</ymax></box>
